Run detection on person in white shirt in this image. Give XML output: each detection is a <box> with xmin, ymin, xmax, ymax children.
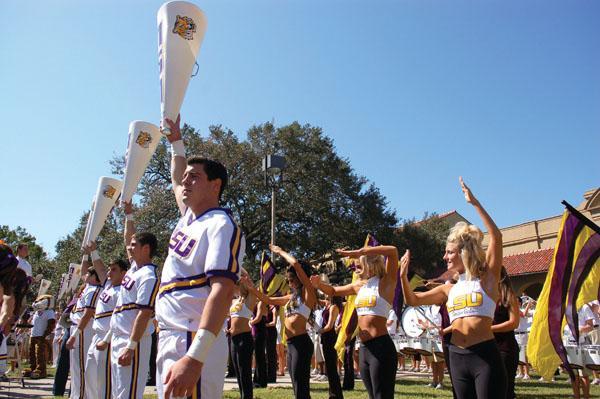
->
<box><xmin>16</xmin><ymin>243</ymin><xmax>33</xmax><ymax>279</ymax></box>
<box><xmin>563</xmin><ymin>304</ymin><xmax>595</xmax><ymax>399</ymax></box>
<box><xmin>158</xmin><ymin>115</ymin><xmax>245</xmax><ymax>399</ymax></box>
<box><xmin>28</xmin><ymin>298</ymin><xmax>56</xmax><ymax>378</ymax></box>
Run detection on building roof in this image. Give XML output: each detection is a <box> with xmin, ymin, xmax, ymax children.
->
<box><xmin>503</xmin><ymin>248</ymin><xmax>554</xmax><ymax>276</ymax></box>
<box><xmin>433</xmin><ymin>247</ymin><xmax>554</xmax><ymax>282</ymax></box>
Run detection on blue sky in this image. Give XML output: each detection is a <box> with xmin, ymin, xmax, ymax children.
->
<box><xmin>2</xmin><ymin>1</ymin><xmax>598</xmax><ymax>256</ymax></box>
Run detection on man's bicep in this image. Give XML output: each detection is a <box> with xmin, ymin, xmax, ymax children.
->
<box><xmin>205</xmin><ymin>222</ymin><xmax>243</xmax><ymax>282</ymax></box>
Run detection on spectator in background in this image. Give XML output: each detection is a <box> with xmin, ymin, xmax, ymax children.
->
<box><xmin>15</xmin><ymin>243</ymin><xmax>33</xmax><ymax>280</ymax></box>
<box><xmin>28</xmin><ymin>297</ymin><xmax>56</xmax><ymax>379</ymax></box>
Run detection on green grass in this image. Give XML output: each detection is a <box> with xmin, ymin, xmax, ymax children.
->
<box><xmin>220</xmin><ymin>375</ymin><xmax>599</xmax><ymax>399</ymax></box>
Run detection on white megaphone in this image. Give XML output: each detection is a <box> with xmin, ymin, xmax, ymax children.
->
<box><xmin>122</xmin><ymin>121</ymin><xmax>162</xmax><ymax>202</ymax></box>
<box><xmin>87</xmin><ymin>177</ymin><xmax>123</xmax><ymax>244</ymax></box>
<box><xmin>57</xmin><ymin>273</ymin><xmax>68</xmax><ymax>300</ymax></box>
<box><xmin>67</xmin><ymin>262</ymin><xmax>83</xmax><ymax>293</ymax></box>
<box><xmin>157</xmin><ymin>1</ymin><xmax>207</xmax><ymax>135</ymax></box>
<box><xmin>81</xmin><ymin>198</ymin><xmax>96</xmax><ymax>248</ymax></box>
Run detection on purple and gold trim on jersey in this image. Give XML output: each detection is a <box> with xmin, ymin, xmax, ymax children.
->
<box><xmin>158</xmin><ymin>273</ymin><xmax>208</xmax><ymax>297</ymax></box>
<box><xmin>94</xmin><ymin>310</ymin><xmax>114</xmax><ymax>319</ymax></box>
<box><xmin>226</xmin><ymin>216</ymin><xmax>242</xmax><ymax>276</ymax></box>
<box><xmin>112</xmin><ymin>303</ymin><xmax>141</xmax><ymax>314</ymax></box>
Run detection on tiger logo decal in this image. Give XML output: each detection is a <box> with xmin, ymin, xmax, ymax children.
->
<box><xmin>135</xmin><ymin>131</ymin><xmax>152</xmax><ymax>149</ymax></box>
<box><xmin>172</xmin><ymin>15</ymin><xmax>196</xmax><ymax>40</ymax></box>
<box><xmin>103</xmin><ymin>184</ymin><xmax>117</xmax><ymax>199</ymax></box>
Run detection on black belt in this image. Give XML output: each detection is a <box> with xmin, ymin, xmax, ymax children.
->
<box><xmin>515</xmin><ymin>332</ymin><xmax>528</xmax><ymax>335</ymax></box>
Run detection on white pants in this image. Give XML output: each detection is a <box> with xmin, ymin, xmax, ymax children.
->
<box><xmin>156</xmin><ymin>329</ymin><xmax>228</xmax><ymax>399</ymax></box>
<box><xmin>85</xmin><ymin>332</ymin><xmax>112</xmax><ymax>399</ymax></box>
<box><xmin>111</xmin><ymin>333</ymin><xmax>151</xmax><ymax>399</ymax></box>
<box><xmin>69</xmin><ymin>325</ymin><xmax>94</xmax><ymax>399</ymax></box>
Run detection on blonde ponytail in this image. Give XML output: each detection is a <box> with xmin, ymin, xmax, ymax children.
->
<box><xmin>447</xmin><ymin>222</ymin><xmax>486</xmax><ymax>279</ymax></box>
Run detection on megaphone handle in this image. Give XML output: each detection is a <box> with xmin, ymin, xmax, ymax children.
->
<box><xmin>191</xmin><ymin>62</ymin><xmax>199</xmax><ymax>77</ymax></box>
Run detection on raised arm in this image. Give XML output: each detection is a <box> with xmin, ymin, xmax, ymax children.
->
<box><xmin>270</xmin><ymin>244</ymin><xmax>316</xmax><ymax>307</ymax></box>
<box><xmin>240</xmin><ymin>276</ymin><xmax>290</xmax><ymax>307</ymax></box>
<box><xmin>165</xmin><ymin>115</ymin><xmax>187</xmax><ymax>216</ymax></box>
<box><xmin>123</xmin><ymin>201</ymin><xmax>136</xmax><ymax>262</ymax></box>
<box><xmin>87</xmin><ymin>241</ymin><xmax>107</xmax><ymax>285</ymax></box>
<box><xmin>400</xmin><ymin>250</ymin><xmax>448</xmax><ymax>306</ymax></box>
<box><xmin>339</xmin><ymin>245</ymin><xmax>399</xmax><ymax>281</ymax></box>
<box><xmin>310</xmin><ymin>275</ymin><xmax>359</xmax><ymax>297</ymax></box>
<box><xmin>460</xmin><ymin>177</ymin><xmax>503</xmax><ymax>279</ymax></box>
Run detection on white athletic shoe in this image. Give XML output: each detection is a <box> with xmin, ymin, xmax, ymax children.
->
<box><xmin>435</xmin><ymin>383</ymin><xmax>443</xmax><ymax>390</ymax></box>
<box><xmin>515</xmin><ymin>373</ymin><xmax>523</xmax><ymax>379</ymax></box>
<box><xmin>311</xmin><ymin>368</ymin><xmax>319</xmax><ymax>376</ymax></box>
<box><xmin>522</xmin><ymin>374</ymin><xmax>530</xmax><ymax>380</ymax></box>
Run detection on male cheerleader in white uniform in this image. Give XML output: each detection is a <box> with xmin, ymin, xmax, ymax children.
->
<box><xmin>107</xmin><ymin>213</ymin><xmax>159</xmax><ymax>399</ymax></box>
<box><xmin>83</xmin><ymin>241</ymin><xmax>129</xmax><ymax>399</ymax></box>
<box><xmin>157</xmin><ymin>115</ymin><xmax>245</xmax><ymax>399</ymax></box>
<box><xmin>66</xmin><ymin>258</ymin><xmax>102</xmax><ymax>399</ymax></box>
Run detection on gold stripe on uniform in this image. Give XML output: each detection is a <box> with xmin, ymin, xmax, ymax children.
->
<box><xmin>158</xmin><ymin>277</ymin><xmax>208</xmax><ymax>295</ymax></box>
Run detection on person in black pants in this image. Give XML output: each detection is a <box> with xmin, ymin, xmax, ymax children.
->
<box><xmin>342</xmin><ymin>336</ymin><xmax>355</xmax><ymax>390</ymax></box>
<box><xmin>53</xmin><ymin>310</ymin><xmax>72</xmax><ymax>396</ymax></box>
<box><xmin>230</xmin><ymin>277</ymin><xmax>258</xmax><ymax>399</ymax></box>
<box><xmin>319</xmin><ymin>295</ymin><xmax>344</xmax><ymax>399</ymax></box>
<box><xmin>312</xmin><ymin>245</ymin><xmax>401</xmax><ymax>399</ymax></box>
<box><xmin>265</xmin><ymin>305</ymin><xmax>279</xmax><ymax>383</ymax></box>
<box><xmin>242</xmin><ymin>244</ymin><xmax>317</xmax><ymax>399</ymax></box>
<box><xmin>492</xmin><ymin>268</ymin><xmax>520</xmax><ymax>399</ymax></box>
<box><xmin>251</xmin><ymin>301</ymin><xmax>268</xmax><ymax>388</ymax></box>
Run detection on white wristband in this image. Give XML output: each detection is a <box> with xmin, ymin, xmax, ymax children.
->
<box><xmin>82</xmin><ymin>254</ymin><xmax>90</xmax><ymax>262</ymax></box>
<box><xmin>90</xmin><ymin>250</ymin><xmax>100</xmax><ymax>262</ymax></box>
<box><xmin>126</xmin><ymin>339</ymin><xmax>137</xmax><ymax>350</ymax></box>
<box><xmin>102</xmin><ymin>330</ymin><xmax>112</xmax><ymax>343</ymax></box>
<box><xmin>125</xmin><ymin>214</ymin><xmax>135</xmax><ymax>222</ymax></box>
<box><xmin>186</xmin><ymin>328</ymin><xmax>216</xmax><ymax>363</ymax></box>
<box><xmin>171</xmin><ymin>140</ymin><xmax>185</xmax><ymax>157</ymax></box>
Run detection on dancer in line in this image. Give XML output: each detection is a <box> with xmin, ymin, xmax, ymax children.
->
<box><xmin>228</xmin><ymin>270</ymin><xmax>257</xmax><ymax>399</ymax></box>
<box><xmin>241</xmin><ymin>244</ymin><xmax>316</xmax><ymax>399</ymax></box>
<box><xmin>400</xmin><ymin>177</ymin><xmax>505</xmax><ymax>399</ymax></box>
<box><xmin>311</xmin><ymin>245</ymin><xmax>399</xmax><ymax>399</ymax></box>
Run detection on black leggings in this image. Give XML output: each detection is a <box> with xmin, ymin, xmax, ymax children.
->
<box><xmin>321</xmin><ymin>330</ymin><xmax>344</xmax><ymax>399</ymax></box>
<box><xmin>342</xmin><ymin>337</ymin><xmax>355</xmax><ymax>390</ymax></box>
<box><xmin>266</xmin><ymin>326</ymin><xmax>278</xmax><ymax>383</ymax></box>
<box><xmin>359</xmin><ymin>334</ymin><xmax>397</xmax><ymax>399</ymax></box>
<box><xmin>500</xmin><ymin>350</ymin><xmax>519</xmax><ymax>399</ymax></box>
<box><xmin>253</xmin><ymin>319</ymin><xmax>267</xmax><ymax>387</ymax></box>
<box><xmin>231</xmin><ymin>332</ymin><xmax>254</xmax><ymax>399</ymax></box>
<box><xmin>447</xmin><ymin>339</ymin><xmax>507</xmax><ymax>399</ymax></box>
<box><xmin>287</xmin><ymin>333</ymin><xmax>314</xmax><ymax>399</ymax></box>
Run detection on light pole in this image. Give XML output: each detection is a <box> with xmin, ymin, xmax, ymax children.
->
<box><xmin>262</xmin><ymin>155</ymin><xmax>286</xmax><ymax>250</ymax></box>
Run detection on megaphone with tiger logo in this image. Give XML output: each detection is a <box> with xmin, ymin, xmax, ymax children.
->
<box><xmin>121</xmin><ymin>121</ymin><xmax>162</xmax><ymax>202</ymax></box>
<box><xmin>157</xmin><ymin>1</ymin><xmax>207</xmax><ymax>135</ymax></box>
<box><xmin>86</xmin><ymin>177</ymin><xmax>123</xmax><ymax>245</ymax></box>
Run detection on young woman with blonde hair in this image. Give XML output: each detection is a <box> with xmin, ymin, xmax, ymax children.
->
<box><xmin>400</xmin><ymin>178</ymin><xmax>505</xmax><ymax>399</ymax></box>
<box><xmin>311</xmin><ymin>245</ymin><xmax>399</xmax><ymax>399</ymax></box>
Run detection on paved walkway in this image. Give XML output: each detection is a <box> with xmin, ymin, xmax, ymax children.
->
<box><xmin>0</xmin><ymin>370</ymin><xmax>435</xmax><ymax>398</ymax></box>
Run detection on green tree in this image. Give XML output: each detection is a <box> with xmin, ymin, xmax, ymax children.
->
<box><xmin>107</xmin><ymin>121</ymin><xmax>398</xmax><ymax>276</ymax></box>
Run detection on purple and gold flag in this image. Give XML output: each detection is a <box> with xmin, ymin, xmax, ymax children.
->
<box><xmin>528</xmin><ymin>201</ymin><xmax>600</xmax><ymax>380</ymax></box>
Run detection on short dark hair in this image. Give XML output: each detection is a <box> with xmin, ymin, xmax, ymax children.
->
<box><xmin>88</xmin><ymin>269</ymin><xmax>99</xmax><ymax>283</ymax></box>
<box><xmin>109</xmin><ymin>259</ymin><xmax>130</xmax><ymax>272</ymax></box>
<box><xmin>16</xmin><ymin>243</ymin><xmax>27</xmax><ymax>252</ymax></box>
<box><xmin>134</xmin><ymin>232</ymin><xmax>158</xmax><ymax>258</ymax></box>
<box><xmin>187</xmin><ymin>157</ymin><xmax>228</xmax><ymax>200</ymax></box>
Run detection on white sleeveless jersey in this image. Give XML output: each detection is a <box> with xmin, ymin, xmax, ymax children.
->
<box><xmin>447</xmin><ymin>274</ymin><xmax>496</xmax><ymax>323</ymax></box>
<box><xmin>71</xmin><ymin>284</ymin><xmax>102</xmax><ymax>326</ymax></box>
<box><xmin>110</xmin><ymin>263</ymin><xmax>159</xmax><ymax>337</ymax></box>
<box><xmin>92</xmin><ymin>283</ymin><xmax>121</xmax><ymax>333</ymax></box>
<box><xmin>156</xmin><ymin>207</ymin><xmax>245</xmax><ymax>331</ymax></box>
<box><xmin>354</xmin><ymin>276</ymin><xmax>391</xmax><ymax>318</ymax></box>
<box><xmin>230</xmin><ymin>299</ymin><xmax>253</xmax><ymax>320</ymax></box>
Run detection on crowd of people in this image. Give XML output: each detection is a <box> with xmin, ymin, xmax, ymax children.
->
<box><xmin>1</xmin><ymin>116</ymin><xmax>599</xmax><ymax>399</ymax></box>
